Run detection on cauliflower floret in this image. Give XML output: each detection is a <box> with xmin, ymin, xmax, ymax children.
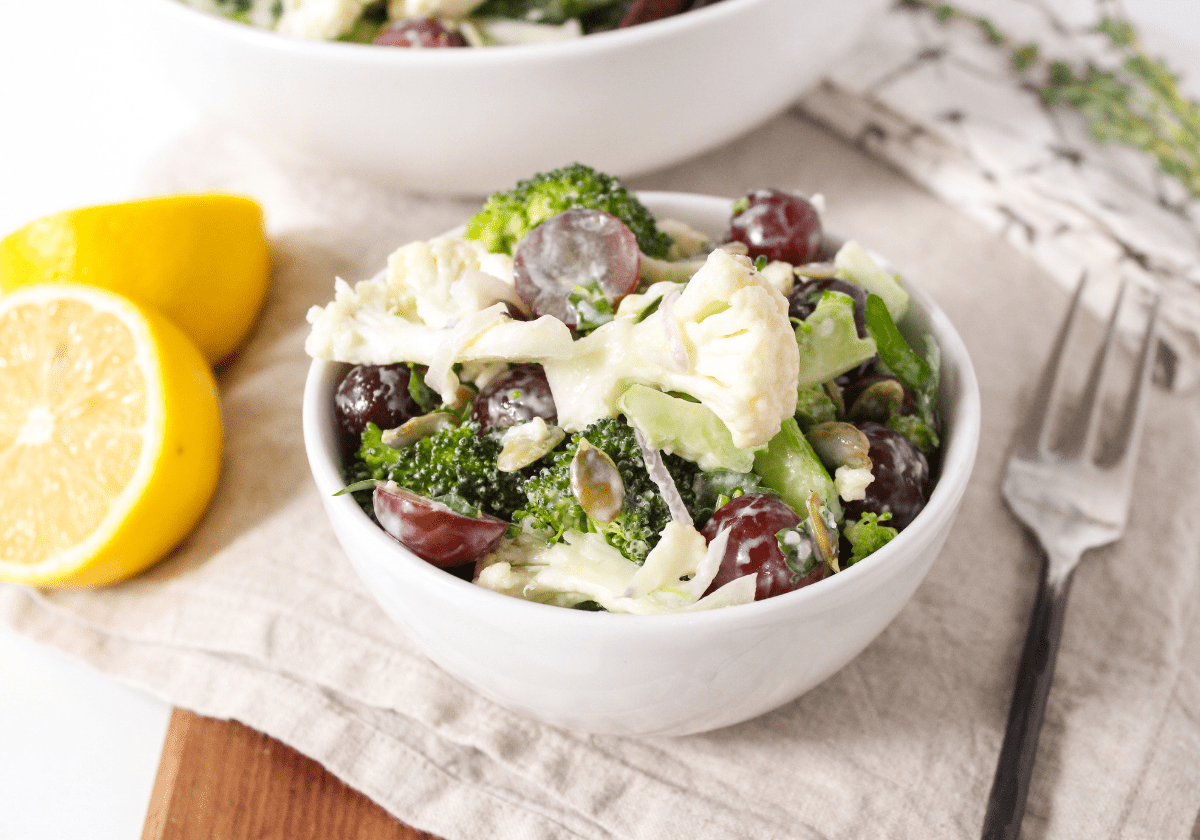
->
<box><xmin>276</xmin><ymin>0</ymin><xmax>375</xmax><ymax>38</ymax></box>
<box><xmin>383</xmin><ymin>236</ymin><xmax>518</xmax><ymax>329</ymax></box>
<box><xmin>541</xmin><ymin>249</ymin><xmax>800</xmax><ymax>450</ymax></box>
<box><xmin>304</xmin><ymin>236</ymin><xmax>573</xmax><ymax>380</ymax></box>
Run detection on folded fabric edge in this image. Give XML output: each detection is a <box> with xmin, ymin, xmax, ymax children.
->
<box><xmin>0</xmin><ymin>586</ymin><xmax>618</xmax><ymax>840</ymax></box>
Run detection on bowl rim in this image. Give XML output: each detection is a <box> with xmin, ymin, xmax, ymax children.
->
<box><xmin>145</xmin><ymin>0</ymin><xmax>775</xmax><ymax>62</ymax></box>
<box><xmin>302</xmin><ymin>190</ymin><xmax>981</xmax><ymax>628</ymax></box>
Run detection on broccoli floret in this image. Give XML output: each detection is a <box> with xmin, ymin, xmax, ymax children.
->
<box><xmin>513</xmin><ymin>417</ymin><xmax>699</xmax><ymax>564</ymax></box>
<box><xmin>464</xmin><ymin>163</ymin><xmax>672</xmax><ymax>259</ymax></box>
<box><xmin>356</xmin><ymin>421</ymin><xmax>531</xmax><ymax>520</ymax></box>
<box><xmin>842</xmin><ymin>512</ymin><xmax>898</xmax><ymax>566</ymax></box>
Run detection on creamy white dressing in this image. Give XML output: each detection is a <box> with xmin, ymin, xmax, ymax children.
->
<box><xmin>475</xmin><ymin>524</ymin><xmax>753</xmax><ymax>614</ymax></box>
<box><xmin>310</xmin><ymin>198</ymin><xmax>929</xmax><ymax>613</ymax></box>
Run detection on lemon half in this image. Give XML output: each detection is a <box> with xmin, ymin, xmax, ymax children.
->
<box><xmin>0</xmin><ymin>284</ymin><xmax>223</xmax><ymax>587</ymax></box>
<box><xmin>0</xmin><ymin>195</ymin><xmax>270</xmax><ymax>366</ymax></box>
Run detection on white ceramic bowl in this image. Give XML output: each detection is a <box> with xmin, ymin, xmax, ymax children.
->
<box><xmin>302</xmin><ymin>192</ymin><xmax>980</xmax><ymax>736</ymax></box>
<box><xmin>133</xmin><ymin>0</ymin><xmax>885</xmax><ymax>195</ymax></box>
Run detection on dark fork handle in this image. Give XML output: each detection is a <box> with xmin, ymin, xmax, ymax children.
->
<box><xmin>981</xmin><ymin>557</ymin><xmax>1076</xmax><ymax>840</ymax></box>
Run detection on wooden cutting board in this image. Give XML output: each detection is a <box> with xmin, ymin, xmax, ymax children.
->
<box><xmin>142</xmin><ymin>709</ymin><xmax>444</xmax><ymax>840</ymax></box>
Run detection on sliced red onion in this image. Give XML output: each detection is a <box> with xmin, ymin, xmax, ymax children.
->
<box><xmin>657</xmin><ymin>291</ymin><xmax>689</xmax><ymax>373</ymax></box>
<box><xmin>633</xmin><ymin>426</ymin><xmax>693</xmax><ymax>528</ymax></box>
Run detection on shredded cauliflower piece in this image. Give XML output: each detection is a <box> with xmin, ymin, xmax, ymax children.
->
<box><xmin>475</xmin><ymin>17</ymin><xmax>583</xmax><ymax>44</ymax></box>
<box><xmin>474</xmin><ymin>523</ymin><xmax>754</xmax><ymax>614</ymax></box>
<box><xmin>388</xmin><ymin>0</ymin><xmax>485</xmax><ymax>18</ymax></box>
<box><xmin>542</xmin><ymin>249</ymin><xmax>799</xmax><ymax>450</ymax></box>
<box><xmin>500</xmin><ymin>417</ymin><xmax>557</xmax><ymax>447</ymax></box>
<box><xmin>614</xmin><ymin>281</ymin><xmax>685</xmax><ymax>319</ymax></box>
<box><xmin>426</xmin><ymin>304</ymin><xmax>509</xmax><ymax>397</ymax></box>
<box><xmin>834</xmin><ymin>466</ymin><xmax>874</xmax><ymax>502</ymax></box>
<box><xmin>277</xmin><ymin>0</ymin><xmax>375</xmax><ymax>38</ymax></box>
<box><xmin>759</xmin><ymin>261</ymin><xmax>796</xmax><ymax>296</ymax></box>
<box><xmin>657</xmin><ymin>218</ymin><xmax>711</xmax><ymax>260</ymax></box>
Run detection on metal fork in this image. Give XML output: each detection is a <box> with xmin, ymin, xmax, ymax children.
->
<box><xmin>980</xmin><ymin>275</ymin><xmax>1162</xmax><ymax>840</ymax></box>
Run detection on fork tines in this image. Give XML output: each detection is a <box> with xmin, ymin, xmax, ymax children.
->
<box><xmin>1015</xmin><ymin>274</ymin><xmax>1162</xmax><ymax>470</ymax></box>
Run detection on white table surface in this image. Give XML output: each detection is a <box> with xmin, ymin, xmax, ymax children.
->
<box><xmin>1</xmin><ymin>1</ymin><xmax>1197</xmax><ymax>839</ymax></box>
<box><xmin>0</xmin><ymin>3</ymin><xmax>195</xmax><ymax>838</ymax></box>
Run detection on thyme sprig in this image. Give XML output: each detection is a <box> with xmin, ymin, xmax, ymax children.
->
<box><xmin>899</xmin><ymin>0</ymin><xmax>1200</xmax><ymax>201</ymax></box>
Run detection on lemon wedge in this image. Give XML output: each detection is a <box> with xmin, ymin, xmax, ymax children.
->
<box><xmin>0</xmin><ymin>195</ymin><xmax>270</xmax><ymax>366</ymax></box>
<box><xmin>0</xmin><ymin>284</ymin><xmax>223</xmax><ymax>587</ymax></box>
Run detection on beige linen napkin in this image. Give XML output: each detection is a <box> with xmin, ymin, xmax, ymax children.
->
<box><xmin>3</xmin><ymin>113</ymin><xmax>1200</xmax><ymax>840</ymax></box>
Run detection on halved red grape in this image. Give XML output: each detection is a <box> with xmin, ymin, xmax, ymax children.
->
<box><xmin>843</xmin><ymin>422</ymin><xmax>929</xmax><ymax>530</ymax></box>
<box><xmin>701</xmin><ymin>493</ymin><xmax>826</xmax><ymax>601</ymax></box>
<box><xmin>334</xmin><ymin>364</ymin><xmax>421</xmax><ymax>455</ymax></box>
<box><xmin>373</xmin><ymin>482</ymin><xmax>508</xmax><ymax>567</ymax></box>
<box><xmin>513</xmin><ymin>208</ymin><xmax>640</xmax><ymax>327</ymax></box>
<box><xmin>373</xmin><ymin>18</ymin><xmax>467</xmax><ymax>47</ymax></box>
<box><xmin>470</xmin><ymin>364</ymin><xmax>557</xmax><ymax>432</ymax></box>
<box><xmin>619</xmin><ymin>0</ymin><xmax>688</xmax><ymax>27</ymax></box>
<box><xmin>728</xmin><ymin>189</ymin><xmax>822</xmax><ymax>264</ymax></box>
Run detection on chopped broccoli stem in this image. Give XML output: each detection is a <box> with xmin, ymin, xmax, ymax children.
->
<box><xmin>464</xmin><ymin>163</ymin><xmax>672</xmax><ymax>259</ymax></box>
<box><xmin>794</xmin><ymin>384</ymin><xmax>839</xmax><ymax>432</ymax></box>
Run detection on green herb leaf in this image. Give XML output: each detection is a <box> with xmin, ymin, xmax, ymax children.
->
<box><xmin>334</xmin><ymin>479</ymin><xmax>379</xmax><ymax>496</ymax></box>
<box><xmin>407</xmin><ymin>364</ymin><xmax>440</xmax><ymax>414</ymax></box>
<box><xmin>567</xmin><ymin>277</ymin><xmax>616</xmax><ymax>332</ymax></box>
<box><xmin>863</xmin><ymin>294</ymin><xmax>940</xmax><ymax>451</ymax></box>
<box><xmin>904</xmin><ymin>0</ymin><xmax>1200</xmax><ymax>200</ymax></box>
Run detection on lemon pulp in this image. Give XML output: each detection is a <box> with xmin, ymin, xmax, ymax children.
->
<box><xmin>0</xmin><ymin>284</ymin><xmax>222</xmax><ymax>587</ymax></box>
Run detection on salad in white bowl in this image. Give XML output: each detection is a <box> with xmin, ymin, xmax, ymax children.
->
<box><xmin>179</xmin><ymin>0</ymin><xmax>724</xmax><ymax>45</ymax></box>
<box><xmin>305</xmin><ymin>164</ymin><xmax>944</xmax><ymax>616</ymax></box>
